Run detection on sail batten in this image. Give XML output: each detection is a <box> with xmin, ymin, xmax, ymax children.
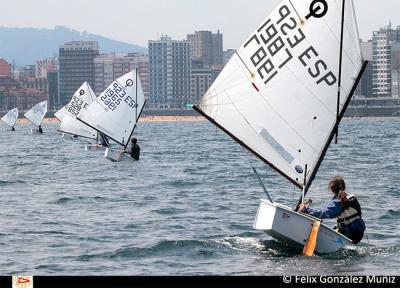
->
<box><xmin>196</xmin><ymin>0</ymin><xmax>364</xmax><ymax>190</ymax></box>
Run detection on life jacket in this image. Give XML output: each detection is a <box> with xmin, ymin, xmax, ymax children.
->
<box><xmin>336</xmin><ymin>195</ymin><xmax>362</xmax><ymax>226</ymax></box>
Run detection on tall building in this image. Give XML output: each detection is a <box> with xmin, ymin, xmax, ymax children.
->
<box><xmin>372</xmin><ymin>23</ymin><xmax>400</xmax><ymax>98</ymax></box>
<box><xmin>47</xmin><ymin>71</ymin><xmax>59</xmax><ymax>109</ymax></box>
<box><xmin>59</xmin><ymin>41</ymin><xmax>99</xmax><ymax>105</ymax></box>
<box><xmin>94</xmin><ymin>53</ymin><xmax>149</xmax><ymax>101</ymax></box>
<box><xmin>0</xmin><ymin>59</ymin><xmax>11</xmax><ymax>76</ymax></box>
<box><xmin>149</xmin><ymin>36</ymin><xmax>191</xmax><ymax>109</ymax></box>
<box><xmin>36</xmin><ymin>57</ymin><xmax>58</xmax><ymax>79</ymax></box>
<box><xmin>190</xmin><ymin>60</ymin><xmax>212</xmax><ymax>105</ymax></box>
<box><xmin>187</xmin><ymin>31</ymin><xmax>223</xmax><ymax>67</ymax></box>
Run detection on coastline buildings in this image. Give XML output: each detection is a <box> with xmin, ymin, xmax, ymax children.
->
<box><xmin>149</xmin><ymin>36</ymin><xmax>191</xmax><ymax>109</ymax></box>
<box><xmin>0</xmin><ymin>59</ymin><xmax>12</xmax><ymax>76</ymax></box>
<box><xmin>59</xmin><ymin>41</ymin><xmax>99</xmax><ymax>106</ymax></box>
<box><xmin>187</xmin><ymin>31</ymin><xmax>223</xmax><ymax>67</ymax></box>
<box><xmin>0</xmin><ymin>75</ymin><xmax>46</xmax><ymax>111</ymax></box>
<box><xmin>94</xmin><ymin>53</ymin><xmax>149</xmax><ymax>101</ymax></box>
<box><xmin>36</xmin><ymin>57</ymin><xmax>58</xmax><ymax>79</ymax></box>
<box><xmin>371</xmin><ymin>23</ymin><xmax>400</xmax><ymax>98</ymax></box>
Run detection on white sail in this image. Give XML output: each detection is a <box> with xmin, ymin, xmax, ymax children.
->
<box><xmin>196</xmin><ymin>0</ymin><xmax>364</xmax><ymax>189</ymax></box>
<box><xmin>24</xmin><ymin>100</ymin><xmax>47</xmax><ymax>127</ymax></box>
<box><xmin>58</xmin><ymin>82</ymin><xmax>98</xmax><ymax>139</ymax></box>
<box><xmin>77</xmin><ymin>70</ymin><xmax>145</xmax><ymax>146</ymax></box>
<box><xmin>54</xmin><ymin>106</ymin><xmax>68</xmax><ymax>122</ymax></box>
<box><xmin>1</xmin><ymin>108</ymin><xmax>18</xmax><ymax>128</ymax></box>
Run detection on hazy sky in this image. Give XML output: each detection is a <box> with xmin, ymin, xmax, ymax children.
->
<box><xmin>1</xmin><ymin>0</ymin><xmax>398</xmax><ymax>49</ymax></box>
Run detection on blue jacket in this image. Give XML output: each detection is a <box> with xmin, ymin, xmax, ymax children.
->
<box><xmin>303</xmin><ymin>196</ymin><xmax>343</xmax><ymax>219</ymax></box>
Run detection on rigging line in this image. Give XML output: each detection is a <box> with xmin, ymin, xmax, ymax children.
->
<box><xmin>335</xmin><ymin>0</ymin><xmax>346</xmax><ymax>144</ymax></box>
<box><xmin>288</xmin><ymin>0</ymin><xmax>303</xmax><ymax>22</ymax></box>
<box><xmin>235</xmin><ymin>51</ymin><xmax>253</xmax><ymax>77</ymax></box>
<box><xmin>199</xmin><ymin>59</ymin><xmax>247</xmax><ymax>104</ymax></box>
<box><xmin>333</xmin><ymin>0</ymin><xmax>363</xmax><ymax>64</ymax></box>
<box><xmin>319</xmin><ymin>4</ymin><xmax>359</xmax><ymax>69</ymax></box>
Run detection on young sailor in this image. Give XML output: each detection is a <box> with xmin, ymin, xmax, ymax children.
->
<box><xmin>99</xmin><ymin>133</ymin><xmax>110</xmax><ymax>148</ymax></box>
<box><xmin>129</xmin><ymin>138</ymin><xmax>140</xmax><ymax>160</ymax></box>
<box><xmin>38</xmin><ymin>125</ymin><xmax>43</xmax><ymax>134</ymax></box>
<box><xmin>11</xmin><ymin>126</ymin><xmax>15</xmax><ymax>131</ymax></box>
<box><xmin>299</xmin><ymin>176</ymin><xmax>366</xmax><ymax>244</ymax></box>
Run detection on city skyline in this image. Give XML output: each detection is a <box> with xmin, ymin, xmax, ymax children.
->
<box><xmin>1</xmin><ymin>0</ymin><xmax>399</xmax><ymax>49</ymax></box>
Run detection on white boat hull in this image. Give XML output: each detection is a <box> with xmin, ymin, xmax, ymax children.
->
<box><xmin>30</xmin><ymin>128</ymin><xmax>41</xmax><ymax>134</ymax></box>
<box><xmin>104</xmin><ymin>148</ymin><xmax>135</xmax><ymax>162</ymax></box>
<box><xmin>84</xmin><ymin>144</ymin><xmax>106</xmax><ymax>152</ymax></box>
<box><xmin>253</xmin><ymin>199</ymin><xmax>353</xmax><ymax>254</ymax></box>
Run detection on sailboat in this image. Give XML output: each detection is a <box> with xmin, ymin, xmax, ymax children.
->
<box><xmin>55</xmin><ymin>82</ymin><xmax>98</xmax><ymax>142</ymax></box>
<box><xmin>1</xmin><ymin>108</ymin><xmax>18</xmax><ymax>131</ymax></box>
<box><xmin>77</xmin><ymin>69</ymin><xmax>146</xmax><ymax>162</ymax></box>
<box><xmin>24</xmin><ymin>100</ymin><xmax>47</xmax><ymax>134</ymax></box>
<box><xmin>193</xmin><ymin>0</ymin><xmax>368</xmax><ymax>254</ymax></box>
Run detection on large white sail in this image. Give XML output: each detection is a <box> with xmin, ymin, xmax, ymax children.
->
<box><xmin>195</xmin><ymin>0</ymin><xmax>364</xmax><ymax>189</ymax></box>
<box><xmin>77</xmin><ymin>70</ymin><xmax>145</xmax><ymax>146</ymax></box>
<box><xmin>24</xmin><ymin>100</ymin><xmax>47</xmax><ymax>127</ymax></box>
<box><xmin>58</xmin><ymin>82</ymin><xmax>98</xmax><ymax>139</ymax></box>
<box><xmin>1</xmin><ymin>108</ymin><xmax>18</xmax><ymax>128</ymax></box>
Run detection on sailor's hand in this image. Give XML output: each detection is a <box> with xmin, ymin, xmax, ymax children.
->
<box><xmin>299</xmin><ymin>204</ymin><xmax>307</xmax><ymax>212</ymax></box>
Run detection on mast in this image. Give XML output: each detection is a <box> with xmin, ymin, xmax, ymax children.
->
<box><xmin>335</xmin><ymin>0</ymin><xmax>346</xmax><ymax>144</ymax></box>
<box><xmin>125</xmin><ymin>100</ymin><xmax>147</xmax><ymax>150</ymax></box>
<box><xmin>295</xmin><ymin>60</ymin><xmax>368</xmax><ymax>210</ymax></box>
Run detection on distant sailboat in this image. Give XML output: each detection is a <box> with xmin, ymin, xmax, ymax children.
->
<box><xmin>24</xmin><ymin>100</ymin><xmax>47</xmax><ymax>134</ymax></box>
<box><xmin>56</xmin><ymin>82</ymin><xmax>98</xmax><ymax>141</ymax></box>
<box><xmin>194</xmin><ymin>0</ymin><xmax>368</xmax><ymax>254</ymax></box>
<box><xmin>1</xmin><ymin>108</ymin><xmax>18</xmax><ymax>131</ymax></box>
<box><xmin>77</xmin><ymin>70</ymin><xmax>146</xmax><ymax>162</ymax></box>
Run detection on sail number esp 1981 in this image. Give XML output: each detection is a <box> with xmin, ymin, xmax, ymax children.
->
<box><xmin>244</xmin><ymin>1</ymin><xmax>336</xmax><ymax>88</ymax></box>
<box><xmin>100</xmin><ymin>81</ymin><xmax>138</xmax><ymax>111</ymax></box>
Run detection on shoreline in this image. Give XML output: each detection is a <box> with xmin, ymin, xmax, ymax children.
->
<box><xmin>15</xmin><ymin>116</ymin><xmax>206</xmax><ymax>124</ymax></box>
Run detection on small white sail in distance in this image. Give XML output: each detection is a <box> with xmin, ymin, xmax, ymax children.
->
<box><xmin>58</xmin><ymin>82</ymin><xmax>98</xmax><ymax>140</ymax></box>
<box><xmin>1</xmin><ymin>108</ymin><xmax>18</xmax><ymax>128</ymax></box>
<box><xmin>77</xmin><ymin>70</ymin><xmax>146</xmax><ymax>147</ymax></box>
<box><xmin>194</xmin><ymin>0</ymin><xmax>365</xmax><ymax>190</ymax></box>
<box><xmin>24</xmin><ymin>100</ymin><xmax>47</xmax><ymax>127</ymax></box>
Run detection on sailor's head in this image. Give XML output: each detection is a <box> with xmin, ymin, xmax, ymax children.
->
<box><xmin>131</xmin><ymin>138</ymin><xmax>138</xmax><ymax>144</ymax></box>
<box><xmin>329</xmin><ymin>176</ymin><xmax>345</xmax><ymax>194</ymax></box>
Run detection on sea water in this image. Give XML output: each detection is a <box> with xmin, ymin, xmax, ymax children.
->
<box><xmin>0</xmin><ymin>119</ymin><xmax>398</xmax><ymax>275</ymax></box>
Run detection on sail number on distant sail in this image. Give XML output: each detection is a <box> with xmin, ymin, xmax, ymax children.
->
<box><xmin>33</xmin><ymin>103</ymin><xmax>45</xmax><ymax>114</ymax></box>
<box><xmin>243</xmin><ymin>2</ymin><xmax>336</xmax><ymax>87</ymax></box>
<box><xmin>68</xmin><ymin>90</ymin><xmax>88</xmax><ymax>117</ymax></box>
<box><xmin>100</xmin><ymin>81</ymin><xmax>138</xmax><ymax>111</ymax></box>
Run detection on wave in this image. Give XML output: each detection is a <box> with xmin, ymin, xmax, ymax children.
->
<box><xmin>0</xmin><ymin>180</ymin><xmax>27</xmax><ymax>186</ymax></box>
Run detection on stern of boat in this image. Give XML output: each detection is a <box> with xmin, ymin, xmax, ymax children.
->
<box><xmin>253</xmin><ymin>199</ymin><xmax>353</xmax><ymax>254</ymax></box>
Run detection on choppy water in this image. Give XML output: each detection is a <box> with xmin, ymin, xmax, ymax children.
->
<box><xmin>0</xmin><ymin>119</ymin><xmax>399</xmax><ymax>275</ymax></box>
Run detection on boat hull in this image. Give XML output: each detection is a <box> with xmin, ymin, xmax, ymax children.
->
<box><xmin>30</xmin><ymin>128</ymin><xmax>41</xmax><ymax>134</ymax></box>
<box><xmin>253</xmin><ymin>199</ymin><xmax>353</xmax><ymax>254</ymax></box>
<box><xmin>104</xmin><ymin>148</ymin><xmax>135</xmax><ymax>162</ymax></box>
